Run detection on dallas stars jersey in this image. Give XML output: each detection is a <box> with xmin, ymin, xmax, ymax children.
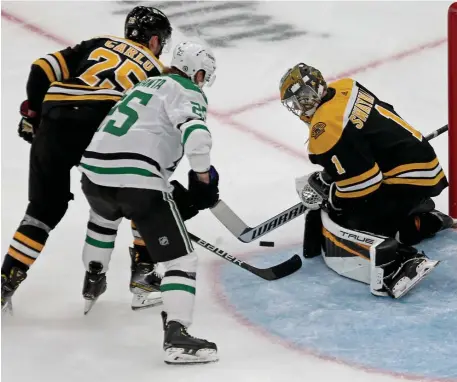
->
<box><xmin>79</xmin><ymin>74</ymin><xmax>211</xmax><ymax>192</ymax></box>
<box><xmin>308</xmin><ymin>78</ymin><xmax>448</xmax><ymax>211</ymax></box>
<box><xmin>27</xmin><ymin>35</ymin><xmax>163</xmax><ymax>114</ymax></box>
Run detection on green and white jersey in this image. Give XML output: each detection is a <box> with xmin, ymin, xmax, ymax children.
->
<box><xmin>79</xmin><ymin>74</ymin><xmax>211</xmax><ymax>192</ymax></box>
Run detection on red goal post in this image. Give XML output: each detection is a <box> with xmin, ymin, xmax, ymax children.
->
<box><xmin>449</xmin><ymin>2</ymin><xmax>457</xmax><ymax>217</ymax></box>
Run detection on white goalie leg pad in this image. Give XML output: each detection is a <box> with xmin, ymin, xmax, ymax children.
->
<box><xmin>161</xmin><ymin>252</ymin><xmax>198</xmax><ymax>328</ymax></box>
<box><xmin>320</xmin><ymin>211</ymin><xmax>394</xmax><ymax>296</ymax></box>
<box><xmin>83</xmin><ymin>209</ymin><xmax>122</xmax><ymax>273</ymax></box>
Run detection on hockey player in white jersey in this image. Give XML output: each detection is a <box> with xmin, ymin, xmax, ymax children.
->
<box><xmin>78</xmin><ymin>41</ymin><xmax>218</xmax><ymax>364</ymax></box>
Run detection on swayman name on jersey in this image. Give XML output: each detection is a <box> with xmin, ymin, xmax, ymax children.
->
<box><xmin>79</xmin><ymin>74</ymin><xmax>211</xmax><ymax>193</ymax></box>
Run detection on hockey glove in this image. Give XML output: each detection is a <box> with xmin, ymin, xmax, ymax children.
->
<box><xmin>296</xmin><ymin>171</ymin><xmax>330</xmax><ymax>210</ymax></box>
<box><xmin>18</xmin><ymin>100</ymin><xmax>39</xmax><ymax>144</ymax></box>
<box><xmin>296</xmin><ymin>171</ymin><xmax>342</xmax><ymax>212</ymax></box>
<box><xmin>188</xmin><ymin>165</ymin><xmax>220</xmax><ymax>210</ymax></box>
<box><xmin>170</xmin><ymin>180</ymin><xmax>199</xmax><ymax>221</ymax></box>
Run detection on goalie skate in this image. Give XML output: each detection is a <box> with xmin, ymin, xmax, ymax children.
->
<box><xmin>162</xmin><ymin>312</ymin><xmax>218</xmax><ymax>365</ymax></box>
<box><xmin>386</xmin><ymin>255</ymin><xmax>439</xmax><ymax>299</ymax></box>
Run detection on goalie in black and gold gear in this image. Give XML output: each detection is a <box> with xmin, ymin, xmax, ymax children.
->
<box><xmin>1</xmin><ymin>6</ymin><xmax>172</xmax><ymax>312</ymax></box>
<box><xmin>280</xmin><ymin>63</ymin><xmax>454</xmax><ymax>299</ymax></box>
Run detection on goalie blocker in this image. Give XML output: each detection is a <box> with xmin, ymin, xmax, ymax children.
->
<box><xmin>303</xmin><ymin>209</ymin><xmax>440</xmax><ymax>299</ymax></box>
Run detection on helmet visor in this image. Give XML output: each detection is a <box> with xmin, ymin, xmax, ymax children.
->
<box><xmin>281</xmin><ymin>85</ymin><xmax>320</xmax><ymax>117</ymax></box>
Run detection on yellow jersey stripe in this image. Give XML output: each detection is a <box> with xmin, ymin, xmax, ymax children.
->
<box><xmin>131</xmin><ymin>221</ymin><xmax>137</xmax><ymax>230</ymax></box>
<box><xmin>44</xmin><ymin>94</ymin><xmax>121</xmax><ymax>102</ymax></box>
<box><xmin>336</xmin><ymin>163</ymin><xmax>380</xmax><ymax>188</ymax></box>
<box><xmin>51</xmin><ymin>82</ymin><xmax>108</xmax><ymax>91</ymax></box>
<box><xmin>383</xmin><ymin>171</ymin><xmax>445</xmax><ymax>186</ymax></box>
<box><xmin>33</xmin><ymin>58</ymin><xmax>56</xmax><ymax>83</ymax></box>
<box><xmin>13</xmin><ymin>232</ymin><xmax>44</xmax><ymax>251</ymax></box>
<box><xmin>335</xmin><ymin>182</ymin><xmax>381</xmax><ymax>199</ymax></box>
<box><xmin>53</xmin><ymin>52</ymin><xmax>70</xmax><ymax>79</ymax></box>
<box><xmin>322</xmin><ymin>228</ymin><xmax>370</xmax><ymax>259</ymax></box>
<box><xmin>8</xmin><ymin>247</ymin><xmax>36</xmax><ymax>266</ymax></box>
<box><xmin>384</xmin><ymin>158</ymin><xmax>439</xmax><ymax>177</ymax></box>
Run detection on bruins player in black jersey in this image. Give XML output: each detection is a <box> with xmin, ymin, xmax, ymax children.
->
<box><xmin>280</xmin><ymin>63</ymin><xmax>454</xmax><ymax>299</ymax></box>
<box><xmin>1</xmin><ymin>6</ymin><xmax>172</xmax><ymax>312</ymax></box>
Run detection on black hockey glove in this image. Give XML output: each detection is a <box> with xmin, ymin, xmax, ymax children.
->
<box><xmin>170</xmin><ymin>180</ymin><xmax>199</xmax><ymax>221</ymax></box>
<box><xmin>18</xmin><ymin>100</ymin><xmax>40</xmax><ymax>144</ymax></box>
<box><xmin>188</xmin><ymin>165</ymin><xmax>219</xmax><ymax>210</ymax></box>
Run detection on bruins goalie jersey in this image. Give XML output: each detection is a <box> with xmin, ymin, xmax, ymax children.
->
<box><xmin>308</xmin><ymin>78</ymin><xmax>448</xmax><ymax>211</ymax></box>
<box><xmin>26</xmin><ymin>35</ymin><xmax>163</xmax><ymax>114</ymax></box>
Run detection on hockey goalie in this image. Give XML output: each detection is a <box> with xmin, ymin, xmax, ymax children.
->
<box><xmin>279</xmin><ymin>63</ymin><xmax>455</xmax><ymax>298</ymax></box>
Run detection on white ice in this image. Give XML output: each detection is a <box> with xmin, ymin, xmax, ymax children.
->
<box><xmin>1</xmin><ymin>2</ymin><xmax>453</xmax><ymax>382</ymax></box>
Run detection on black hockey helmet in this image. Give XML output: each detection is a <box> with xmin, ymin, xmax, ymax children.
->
<box><xmin>124</xmin><ymin>6</ymin><xmax>172</xmax><ymax>51</ymax></box>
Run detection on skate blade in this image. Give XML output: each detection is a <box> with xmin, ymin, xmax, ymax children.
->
<box><xmin>164</xmin><ymin>348</ymin><xmax>218</xmax><ymax>365</ymax></box>
<box><xmin>131</xmin><ymin>292</ymin><xmax>163</xmax><ymax>311</ymax></box>
<box><xmin>394</xmin><ymin>260</ymin><xmax>440</xmax><ymax>299</ymax></box>
<box><xmin>84</xmin><ymin>297</ymin><xmax>99</xmax><ymax>315</ymax></box>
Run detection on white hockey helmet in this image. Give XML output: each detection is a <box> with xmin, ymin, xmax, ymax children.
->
<box><xmin>170</xmin><ymin>41</ymin><xmax>216</xmax><ymax>88</ymax></box>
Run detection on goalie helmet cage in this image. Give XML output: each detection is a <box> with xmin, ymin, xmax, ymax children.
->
<box><xmin>449</xmin><ymin>2</ymin><xmax>457</xmax><ymax>217</ymax></box>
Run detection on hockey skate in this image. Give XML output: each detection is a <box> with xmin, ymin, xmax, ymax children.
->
<box><xmin>82</xmin><ymin>261</ymin><xmax>107</xmax><ymax>315</ymax></box>
<box><xmin>161</xmin><ymin>312</ymin><xmax>218</xmax><ymax>365</ymax></box>
<box><xmin>129</xmin><ymin>247</ymin><xmax>162</xmax><ymax>310</ymax></box>
<box><xmin>1</xmin><ymin>267</ymin><xmax>27</xmax><ymax>315</ymax></box>
<box><xmin>384</xmin><ymin>252</ymin><xmax>439</xmax><ymax>299</ymax></box>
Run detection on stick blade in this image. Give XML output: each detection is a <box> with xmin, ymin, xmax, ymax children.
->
<box><xmin>210</xmin><ymin>200</ymin><xmax>248</xmax><ymax>237</ymax></box>
<box><xmin>249</xmin><ymin>254</ymin><xmax>302</xmax><ymax>281</ymax></box>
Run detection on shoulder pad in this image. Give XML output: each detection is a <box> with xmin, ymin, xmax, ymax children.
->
<box><xmin>308</xmin><ymin>78</ymin><xmax>357</xmax><ymax>155</ymax></box>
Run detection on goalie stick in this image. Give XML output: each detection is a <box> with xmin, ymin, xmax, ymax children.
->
<box><xmin>188</xmin><ymin>232</ymin><xmax>302</xmax><ymax>280</ymax></box>
<box><xmin>424</xmin><ymin>124</ymin><xmax>448</xmax><ymax>141</ymax></box>
<box><xmin>211</xmin><ymin>200</ymin><xmax>305</xmax><ymax>243</ymax></box>
<box><xmin>211</xmin><ymin>124</ymin><xmax>449</xmax><ymax>243</ymax></box>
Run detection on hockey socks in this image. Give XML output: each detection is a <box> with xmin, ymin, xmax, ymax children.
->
<box><xmin>160</xmin><ymin>253</ymin><xmax>197</xmax><ymax>327</ymax></box>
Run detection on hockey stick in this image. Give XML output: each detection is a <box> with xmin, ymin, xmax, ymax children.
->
<box><xmin>424</xmin><ymin>124</ymin><xmax>448</xmax><ymax>141</ymax></box>
<box><xmin>210</xmin><ymin>200</ymin><xmax>306</xmax><ymax>243</ymax></box>
<box><xmin>188</xmin><ymin>232</ymin><xmax>302</xmax><ymax>280</ymax></box>
<box><xmin>211</xmin><ymin>124</ymin><xmax>448</xmax><ymax>243</ymax></box>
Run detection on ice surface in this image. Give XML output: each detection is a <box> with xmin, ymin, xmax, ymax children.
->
<box><xmin>1</xmin><ymin>2</ymin><xmax>455</xmax><ymax>382</ymax></box>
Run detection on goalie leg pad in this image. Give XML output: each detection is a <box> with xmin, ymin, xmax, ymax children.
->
<box><xmin>321</xmin><ymin>210</ymin><xmax>400</xmax><ymax>296</ymax></box>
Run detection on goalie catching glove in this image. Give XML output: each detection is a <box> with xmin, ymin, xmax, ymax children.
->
<box><xmin>295</xmin><ymin>171</ymin><xmax>340</xmax><ymax>212</ymax></box>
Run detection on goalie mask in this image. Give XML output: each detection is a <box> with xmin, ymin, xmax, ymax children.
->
<box><xmin>279</xmin><ymin>63</ymin><xmax>327</xmax><ymax>124</ymax></box>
